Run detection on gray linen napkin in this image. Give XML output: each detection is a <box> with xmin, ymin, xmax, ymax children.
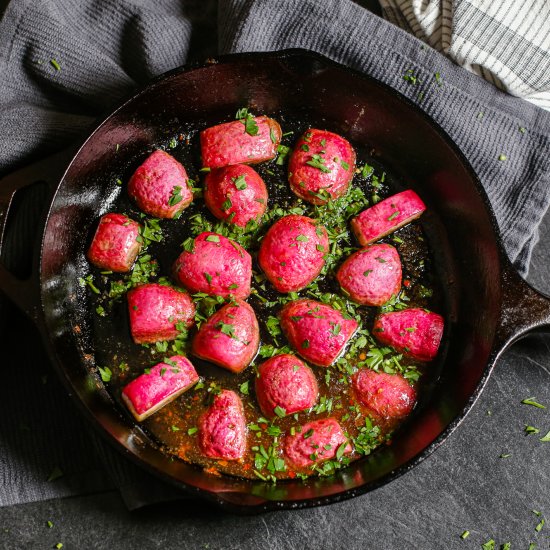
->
<box><xmin>0</xmin><ymin>0</ymin><xmax>549</xmax><ymax>509</ymax></box>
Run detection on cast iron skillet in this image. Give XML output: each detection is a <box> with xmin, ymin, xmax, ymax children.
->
<box><xmin>1</xmin><ymin>49</ymin><xmax>550</xmax><ymax>513</ymax></box>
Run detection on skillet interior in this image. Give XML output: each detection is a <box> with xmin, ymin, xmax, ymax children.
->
<box><xmin>38</xmin><ymin>50</ymin><xmax>502</xmax><ymax>510</ymax></box>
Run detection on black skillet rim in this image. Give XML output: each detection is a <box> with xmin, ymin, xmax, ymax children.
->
<box><xmin>37</xmin><ymin>48</ymin><xmax>507</xmax><ymax>513</ymax></box>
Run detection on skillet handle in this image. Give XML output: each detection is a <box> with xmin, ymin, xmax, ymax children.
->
<box><xmin>0</xmin><ymin>151</ymin><xmax>71</xmax><ymax>322</ymax></box>
<box><xmin>494</xmin><ymin>259</ymin><xmax>550</xmax><ymax>352</ymax></box>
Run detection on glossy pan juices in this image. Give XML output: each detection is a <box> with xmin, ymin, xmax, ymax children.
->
<box><xmin>83</xmin><ymin>109</ymin><xmax>443</xmax><ymax>482</ymax></box>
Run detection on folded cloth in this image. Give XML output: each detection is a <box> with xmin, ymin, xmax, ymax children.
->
<box><xmin>0</xmin><ymin>0</ymin><xmax>549</xmax><ymax>510</ymax></box>
<box><xmin>219</xmin><ymin>0</ymin><xmax>550</xmax><ymax>273</ymax></box>
<box><xmin>378</xmin><ymin>0</ymin><xmax>550</xmax><ymax>111</ymax></box>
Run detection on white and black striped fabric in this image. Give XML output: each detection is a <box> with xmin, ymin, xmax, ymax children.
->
<box><xmin>379</xmin><ymin>0</ymin><xmax>550</xmax><ymax>110</ymax></box>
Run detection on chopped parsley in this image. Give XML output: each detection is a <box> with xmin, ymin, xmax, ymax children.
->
<box><xmin>78</xmin><ymin>274</ymin><xmax>100</xmax><ymax>294</ymax></box>
<box><xmin>216</xmin><ymin>322</ymin><xmax>236</xmax><ymax>339</ymax></box>
<box><xmin>521</xmin><ymin>397</ymin><xmax>546</xmax><ymax>409</ymax></box>
<box><xmin>252</xmin><ymin>438</ymin><xmax>286</xmax><ymax>481</ymax></box>
<box><xmin>97</xmin><ymin>366</ymin><xmax>112</xmax><ymax>382</ymax></box>
<box><xmin>138</xmin><ymin>217</ymin><xmax>163</xmax><ymax>247</ymax></box>
<box><xmin>403</xmin><ymin>69</ymin><xmax>419</xmax><ymax>85</ymax></box>
<box><xmin>361</xmin><ymin>163</ymin><xmax>374</xmax><ymax>178</ymax></box>
<box><xmin>168</xmin><ymin>185</ymin><xmax>183</xmax><ymax>207</ymax></box>
<box><xmin>232</xmin><ymin>174</ymin><xmax>247</xmax><ymax>190</ymax></box>
<box><xmin>353</xmin><ymin>417</ymin><xmax>381</xmax><ymax>455</ymax></box>
<box><xmin>533</xmin><ymin>510</ymin><xmax>545</xmax><ymax>532</ymax></box>
<box><xmin>235</xmin><ymin>107</ymin><xmax>259</xmax><ymax>136</ymax></box>
<box><xmin>47</xmin><ymin>466</ymin><xmax>64</xmax><ymax>482</ymax></box>
<box><xmin>276</xmin><ymin>144</ymin><xmax>291</xmax><ymax>165</ymax></box>
<box><xmin>306</xmin><ymin>154</ymin><xmax>331</xmax><ymax>173</ymax></box>
<box><xmin>387</xmin><ymin>210</ymin><xmax>400</xmax><ymax>221</ymax></box>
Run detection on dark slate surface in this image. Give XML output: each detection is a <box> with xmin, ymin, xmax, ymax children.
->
<box><xmin>1</xmin><ymin>215</ymin><xmax>549</xmax><ymax>550</ymax></box>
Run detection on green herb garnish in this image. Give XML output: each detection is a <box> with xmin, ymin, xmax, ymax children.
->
<box><xmin>306</xmin><ymin>154</ymin><xmax>331</xmax><ymax>173</ymax></box>
<box><xmin>98</xmin><ymin>366</ymin><xmax>112</xmax><ymax>382</ymax></box>
<box><xmin>47</xmin><ymin>466</ymin><xmax>64</xmax><ymax>482</ymax></box>
<box><xmin>522</xmin><ymin>397</ymin><xmax>546</xmax><ymax>409</ymax></box>
<box><xmin>168</xmin><ymin>185</ymin><xmax>183</xmax><ymax>207</ymax></box>
<box><xmin>276</xmin><ymin>144</ymin><xmax>291</xmax><ymax>165</ymax></box>
<box><xmin>235</xmin><ymin>107</ymin><xmax>259</xmax><ymax>136</ymax></box>
<box><xmin>78</xmin><ymin>274</ymin><xmax>100</xmax><ymax>294</ymax></box>
<box><xmin>403</xmin><ymin>69</ymin><xmax>419</xmax><ymax>85</ymax></box>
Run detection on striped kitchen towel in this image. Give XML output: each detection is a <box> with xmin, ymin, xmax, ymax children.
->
<box><xmin>378</xmin><ymin>0</ymin><xmax>550</xmax><ymax>110</ymax></box>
